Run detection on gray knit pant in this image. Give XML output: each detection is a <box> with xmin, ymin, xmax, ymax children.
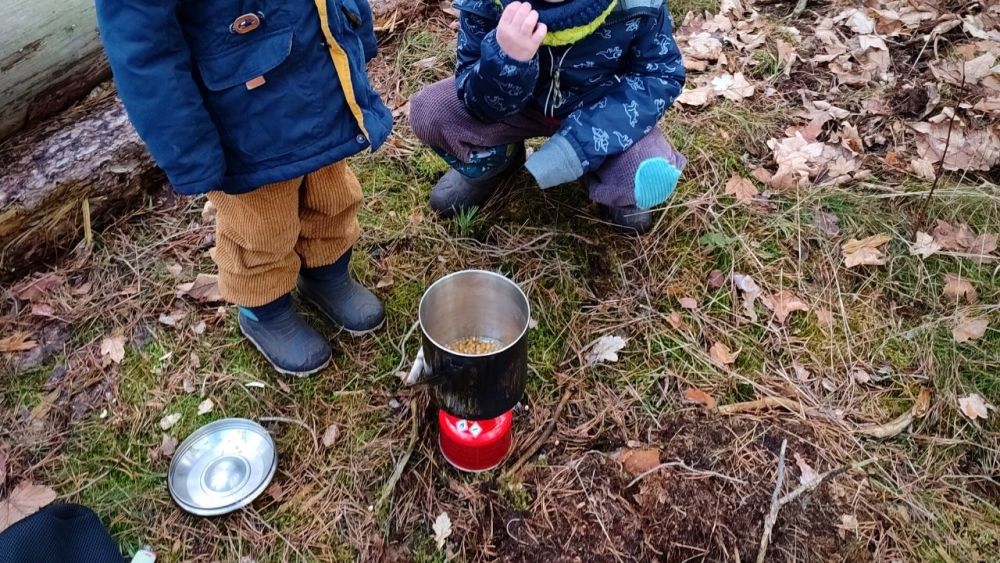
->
<box><xmin>410</xmin><ymin>77</ymin><xmax>687</xmax><ymax>208</ymax></box>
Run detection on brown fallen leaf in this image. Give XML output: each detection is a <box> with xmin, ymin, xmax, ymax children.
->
<box><xmin>943</xmin><ymin>274</ymin><xmax>977</xmax><ymax>303</ymax></box>
<box><xmin>933</xmin><ymin>220</ymin><xmax>976</xmax><ymax>252</ymax></box>
<box><xmin>0</xmin><ymin>482</ymin><xmax>58</xmax><ymax>532</ymax></box>
<box><xmin>953</xmin><ymin>317</ymin><xmax>989</xmax><ymax>343</ymax></box>
<box><xmin>910</xmin><ymin>157</ymin><xmax>936</xmax><ymax>181</ymax></box>
<box><xmin>0</xmin><ymin>333</ymin><xmax>38</xmax><ymax>354</ymax></box>
<box><xmin>12</xmin><ymin>273</ymin><xmax>65</xmax><ymax>302</ymax></box>
<box><xmin>709</xmin><ymin>342</ymin><xmax>739</xmax><ymax>366</ymax></box>
<box><xmin>842</xmin><ymin>234</ymin><xmax>891</xmax><ymax>268</ymax></box>
<box><xmin>792</xmin><ymin>360</ymin><xmax>812</xmax><ymax>382</ymax></box>
<box><xmin>724</xmin><ymin>175</ymin><xmax>758</xmax><ymax>205</ymax></box>
<box><xmin>678</xmin><ymin>297</ymin><xmax>699</xmax><ymax>310</ymax></box>
<box><xmin>910</xmin><ymin>232</ymin><xmax>941</xmax><ymax>259</ymax></box>
<box><xmin>764</xmin><ymin>291</ymin><xmax>809</xmax><ymax>324</ymax></box>
<box><xmin>683</xmin><ymin>388</ymin><xmax>717</xmax><ymax>410</ymax></box>
<box><xmin>813</xmin><ymin>208</ymin><xmax>841</xmax><ymax>237</ymax></box>
<box><xmin>176</xmin><ymin>274</ymin><xmax>224</xmax><ymax>303</ymax></box>
<box><xmin>666</xmin><ymin>311</ymin><xmax>688</xmax><ymax>331</ymax></box>
<box><xmin>100</xmin><ymin>334</ymin><xmax>126</xmax><ymax>364</ymax></box>
<box><xmin>913</xmin><ymin>388</ymin><xmax>932</xmax><ymax>418</ymax></box>
<box><xmin>616</xmin><ymin>448</ymin><xmax>661</xmax><ymax>476</ymax></box>
<box><xmin>814</xmin><ymin>307</ymin><xmax>835</xmax><ymax>327</ymax></box>
<box><xmin>707</xmin><ymin>269</ymin><xmax>727</xmax><ymax>289</ymax></box>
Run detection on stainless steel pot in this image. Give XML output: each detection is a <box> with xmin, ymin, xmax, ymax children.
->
<box><xmin>410</xmin><ymin>270</ymin><xmax>530</xmax><ymax>420</ymax></box>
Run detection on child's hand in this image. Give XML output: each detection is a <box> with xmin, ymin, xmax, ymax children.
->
<box><xmin>496</xmin><ymin>2</ymin><xmax>547</xmax><ymax>62</ymax></box>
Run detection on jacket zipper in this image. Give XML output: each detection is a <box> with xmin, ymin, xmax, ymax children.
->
<box><xmin>545</xmin><ymin>45</ymin><xmax>572</xmax><ymax>118</ymax></box>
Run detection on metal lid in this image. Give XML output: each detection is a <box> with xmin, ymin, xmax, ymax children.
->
<box><xmin>168</xmin><ymin>418</ymin><xmax>277</xmax><ymax>517</ymax></box>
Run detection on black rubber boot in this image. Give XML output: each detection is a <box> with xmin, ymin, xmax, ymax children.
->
<box><xmin>429</xmin><ymin>145</ymin><xmax>526</xmax><ymax>218</ymax></box>
<box><xmin>297</xmin><ymin>275</ymin><xmax>386</xmax><ymax>335</ymax></box>
<box><xmin>598</xmin><ymin>204</ymin><xmax>655</xmax><ymax>235</ymax></box>
<box><xmin>238</xmin><ymin>302</ymin><xmax>332</xmax><ymax>377</ymax></box>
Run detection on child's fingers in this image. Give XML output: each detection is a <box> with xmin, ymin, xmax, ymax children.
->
<box><xmin>500</xmin><ymin>2</ymin><xmax>520</xmax><ymax>25</ymax></box>
<box><xmin>509</xmin><ymin>2</ymin><xmax>533</xmax><ymax>31</ymax></box>
<box><xmin>531</xmin><ymin>22</ymin><xmax>548</xmax><ymax>44</ymax></box>
<box><xmin>521</xmin><ymin>10</ymin><xmax>539</xmax><ymax>35</ymax></box>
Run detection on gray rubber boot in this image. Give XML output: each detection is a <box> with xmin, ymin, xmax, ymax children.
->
<box><xmin>429</xmin><ymin>145</ymin><xmax>526</xmax><ymax>218</ymax></box>
<box><xmin>238</xmin><ymin>303</ymin><xmax>332</xmax><ymax>377</ymax></box>
<box><xmin>297</xmin><ymin>275</ymin><xmax>386</xmax><ymax>336</ymax></box>
<box><xmin>598</xmin><ymin>204</ymin><xmax>655</xmax><ymax>235</ymax></box>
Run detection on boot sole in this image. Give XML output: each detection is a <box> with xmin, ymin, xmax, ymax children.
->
<box><xmin>297</xmin><ymin>290</ymin><xmax>386</xmax><ymax>337</ymax></box>
<box><xmin>239</xmin><ymin>321</ymin><xmax>331</xmax><ymax>378</ymax></box>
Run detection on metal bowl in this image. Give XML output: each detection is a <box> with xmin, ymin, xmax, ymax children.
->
<box><xmin>168</xmin><ymin>418</ymin><xmax>277</xmax><ymax>517</ymax></box>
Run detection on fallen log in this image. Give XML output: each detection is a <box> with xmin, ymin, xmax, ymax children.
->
<box><xmin>0</xmin><ymin>86</ymin><xmax>163</xmax><ymax>282</ymax></box>
<box><xmin>1</xmin><ymin>0</ymin><xmax>110</xmax><ymax>141</ymax></box>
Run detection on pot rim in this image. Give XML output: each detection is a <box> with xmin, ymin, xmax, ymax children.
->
<box><xmin>418</xmin><ymin>270</ymin><xmax>531</xmax><ymax>359</ymax></box>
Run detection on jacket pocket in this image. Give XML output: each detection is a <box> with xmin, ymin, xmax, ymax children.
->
<box><xmin>195</xmin><ymin>28</ymin><xmax>319</xmax><ymax>162</ymax></box>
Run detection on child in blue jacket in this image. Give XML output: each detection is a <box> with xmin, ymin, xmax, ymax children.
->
<box><xmin>95</xmin><ymin>0</ymin><xmax>393</xmax><ymax>376</ymax></box>
<box><xmin>410</xmin><ymin>0</ymin><xmax>686</xmax><ymax>233</ymax></box>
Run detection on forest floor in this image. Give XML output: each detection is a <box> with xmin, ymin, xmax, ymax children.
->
<box><xmin>2</xmin><ymin>0</ymin><xmax>999</xmax><ymax>561</ymax></box>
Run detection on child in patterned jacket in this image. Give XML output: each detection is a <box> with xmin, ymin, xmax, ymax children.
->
<box><xmin>410</xmin><ymin>0</ymin><xmax>686</xmax><ymax>233</ymax></box>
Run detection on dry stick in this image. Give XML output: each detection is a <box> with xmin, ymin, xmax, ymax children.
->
<box><xmin>377</xmin><ymin>400</ymin><xmax>421</xmax><ymax>511</ymax></box>
<box><xmin>259</xmin><ymin>416</ymin><xmax>318</xmax><ymax>454</ymax></box>
<box><xmin>757</xmin><ymin>441</ymin><xmax>879</xmax><ymax>563</ymax></box>
<box><xmin>757</xmin><ymin>439</ymin><xmax>788</xmax><ymax>563</ymax></box>
<box><xmin>790</xmin><ymin>0</ymin><xmax>808</xmax><ymax>18</ymax></box>
<box><xmin>917</xmin><ymin>72</ymin><xmax>966</xmax><ymax>233</ymax></box>
<box><xmin>718</xmin><ymin>396</ymin><xmax>821</xmax><ymax>418</ymax></box>
<box><xmin>626</xmin><ymin>460</ymin><xmax>748</xmax><ymax>489</ymax></box>
<box><xmin>502</xmin><ymin>379</ymin><xmax>580</xmax><ymax>481</ymax></box>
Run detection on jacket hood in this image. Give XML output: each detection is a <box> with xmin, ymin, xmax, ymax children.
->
<box><xmin>498</xmin><ymin>0</ymin><xmax>618</xmax><ymax>45</ymax></box>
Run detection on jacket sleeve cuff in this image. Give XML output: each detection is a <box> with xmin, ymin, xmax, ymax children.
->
<box><xmin>525</xmin><ymin>135</ymin><xmax>585</xmax><ymax>189</ymax></box>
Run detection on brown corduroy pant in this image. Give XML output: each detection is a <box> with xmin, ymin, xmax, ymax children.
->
<box><xmin>207</xmin><ymin>161</ymin><xmax>362</xmax><ymax>308</ymax></box>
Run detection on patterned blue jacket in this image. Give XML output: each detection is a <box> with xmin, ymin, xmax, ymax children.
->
<box><xmin>453</xmin><ymin>0</ymin><xmax>685</xmax><ymax>188</ymax></box>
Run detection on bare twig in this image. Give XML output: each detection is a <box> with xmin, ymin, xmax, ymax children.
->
<box><xmin>718</xmin><ymin>396</ymin><xmax>821</xmax><ymax>417</ymax></box>
<box><xmin>790</xmin><ymin>0</ymin><xmax>808</xmax><ymax>18</ymax></box>
<box><xmin>626</xmin><ymin>460</ymin><xmax>748</xmax><ymax>489</ymax></box>
<box><xmin>502</xmin><ymin>380</ymin><xmax>579</xmax><ymax>480</ymax></box>
<box><xmin>757</xmin><ymin>439</ymin><xmax>788</xmax><ymax>563</ymax></box>
<box><xmin>377</xmin><ymin>399</ymin><xmax>421</xmax><ymax>511</ymax></box>
<box><xmin>918</xmin><ymin>73</ymin><xmax>966</xmax><ymax>232</ymax></box>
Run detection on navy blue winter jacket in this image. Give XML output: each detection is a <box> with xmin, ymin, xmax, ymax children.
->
<box><xmin>95</xmin><ymin>0</ymin><xmax>393</xmax><ymax>195</ymax></box>
<box><xmin>453</xmin><ymin>0</ymin><xmax>685</xmax><ymax>188</ymax></box>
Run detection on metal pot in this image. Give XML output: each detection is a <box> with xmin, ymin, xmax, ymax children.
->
<box><xmin>410</xmin><ymin>270</ymin><xmax>530</xmax><ymax>420</ymax></box>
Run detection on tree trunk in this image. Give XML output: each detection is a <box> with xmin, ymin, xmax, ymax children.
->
<box><xmin>0</xmin><ymin>86</ymin><xmax>163</xmax><ymax>281</ymax></box>
<box><xmin>0</xmin><ymin>0</ymin><xmax>110</xmax><ymax>142</ymax></box>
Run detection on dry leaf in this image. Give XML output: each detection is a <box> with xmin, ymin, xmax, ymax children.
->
<box><xmin>709</xmin><ymin>342</ymin><xmax>739</xmax><ymax>366</ymax></box>
<box><xmin>792</xmin><ymin>360</ymin><xmax>812</xmax><ymax>382</ymax></box>
<box><xmin>724</xmin><ymin>175</ymin><xmax>758</xmax><ymax>205</ymax></box>
<box><xmin>201</xmin><ymin>200</ymin><xmax>218</xmax><ymax>223</ymax></box>
<box><xmin>794</xmin><ymin>453</ymin><xmax>820</xmax><ymax>486</ymax></box>
<box><xmin>913</xmin><ymin>388</ymin><xmax>932</xmax><ymax>418</ymax></box>
<box><xmin>376</xmin><ymin>276</ymin><xmax>394</xmax><ymax>289</ymax></box>
<box><xmin>851</xmin><ymin>367</ymin><xmax>872</xmax><ymax>384</ymax></box>
<box><xmin>707</xmin><ymin>269</ymin><xmax>727</xmax><ymax>289</ymax></box>
<box><xmin>683</xmin><ymin>388</ymin><xmax>717</xmax><ymax>410</ymax></box>
<box><xmin>197</xmin><ymin>399</ymin><xmax>214</xmax><ymax>416</ymax></box>
<box><xmin>192</xmin><ymin>321</ymin><xmax>207</xmax><ymax>335</ymax></box>
<box><xmin>666</xmin><ymin>311</ymin><xmax>687</xmax><ymax>331</ymax></box>
<box><xmin>814</xmin><ymin>307</ymin><xmax>835</xmax><ymax>327</ymax></box>
<box><xmin>813</xmin><ymin>208</ymin><xmax>841</xmax><ymax>237</ymax></box>
<box><xmin>322</xmin><ymin>424</ymin><xmax>340</xmax><ymax>448</ymax></box>
<box><xmin>958</xmin><ymin>393</ymin><xmax>995</xmax><ymax>421</ymax></box>
<box><xmin>733</xmin><ymin>273</ymin><xmax>762</xmax><ymax>320</ymax></box>
<box><xmin>584</xmin><ymin>335</ymin><xmax>628</xmax><ymax>365</ymax></box>
<box><xmin>617</xmin><ymin>448</ymin><xmax>661</xmax><ymax>476</ymax></box>
<box><xmin>910</xmin><ymin>232</ymin><xmax>941</xmax><ymax>259</ymax></box>
<box><xmin>933</xmin><ymin>220</ymin><xmax>977</xmax><ymax>252</ymax></box>
<box><xmin>677</xmin><ymin>86</ymin><xmax>714</xmax><ymax>106</ymax></box>
<box><xmin>433</xmin><ymin>512</ymin><xmax>452</xmax><ymax>550</ymax></box>
<box><xmin>176</xmin><ymin>274</ymin><xmax>224</xmax><ymax>303</ymax></box>
<box><xmin>166</xmin><ymin>263</ymin><xmax>184</xmax><ymax>278</ymax></box>
<box><xmin>679</xmin><ymin>297</ymin><xmax>699</xmax><ymax>310</ymax></box>
<box><xmin>943</xmin><ymin>274</ymin><xmax>977</xmax><ymax>303</ymax></box>
<box><xmin>150</xmin><ymin>435</ymin><xmax>179</xmax><ymax>462</ymax></box>
<box><xmin>100</xmin><ymin>334</ymin><xmax>126</xmax><ymax>364</ymax></box>
<box><xmin>712</xmin><ymin>72</ymin><xmax>755</xmax><ymax>101</ymax></box>
<box><xmin>0</xmin><ymin>482</ymin><xmax>58</xmax><ymax>532</ymax></box>
<box><xmin>842</xmin><ymin>234</ymin><xmax>891</xmax><ymax>268</ymax></box>
<box><xmin>953</xmin><ymin>317</ymin><xmax>989</xmax><ymax>343</ymax></box>
<box><xmin>765</xmin><ymin>291</ymin><xmax>809</xmax><ymax>324</ymax></box>
<box><xmin>0</xmin><ymin>333</ymin><xmax>38</xmax><ymax>354</ymax></box>
<box><xmin>159</xmin><ymin>413</ymin><xmax>182</xmax><ymax>431</ymax></box>
<box><xmin>12</xmin><ymin>273</ymin><xmax>65</xmax><ymax>302</ymax></box>
<box><xmin>838</xmin><ymin>514</ymin><xmax>860</xmax><ymax>537</ymax></box>
<box><xmin>910</xmin><ymin>157</ymin><xmax>936</xmax><ymax>181</ymax></box>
